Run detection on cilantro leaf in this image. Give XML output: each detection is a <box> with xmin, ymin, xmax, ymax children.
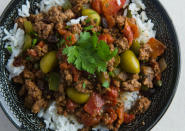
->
<box><xmin>102</xmin><ymin>81</ymin><xmax>110</xmax><ymax>88</ymax></box>
<box><xmin>84</xmin><ymin>25</ymin><xmax>94</xmax><ymax>31</ymax></box>
<box><xmin>63</xmin><ymin>32</ymin><xmax>117</xmax><ymax>74</ymax></box>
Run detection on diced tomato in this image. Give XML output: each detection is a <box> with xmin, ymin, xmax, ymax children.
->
<box><xmin>127</xmin><ymin>18</ymin><xmax>140</xmax><ymax>39</ymax></box>
<box><xmin>38</xmin><ymin>41</ymin><xmax>45</xmax><ymax>47</ymax></box>
<box><xmin>92</xmin><ymin>0</ymin><xmax>102</xmax><ymax>14</ymax></box>
<box><xmin>71</xmin><ymin>66</ymin><xmax>79</xmax><ymax>82</ymax></box>
<box><xmin>58</xmin><ymin>29</ymin><xmax>76</xmax><ymax>45</ymax></box>
<box><xmin>92</xmin><ymin>0</ymin><xmax>126</xmax><ymax>27</ymax></box>
<box><xmin>99</xmin><ymin>33</ymin><xmax>115</xmax><ymax>44</ymax></box>
<box><xmin>27</xmin><ymin>49</ymin><xmax>37</xmax><ymax>57</ymax></box>
<box><xmin>116</xmin><ymin>104</ymin><xmax>124</xmax><ymax>125</ymax></box>
<box><xmin>104</xmin><ymin>87</ymin><xmax>118</xmax><ymax>105</ymax></box>
<box><xmin>122</xmin><ymin>20</ymin><xmax>134</xmax><ymax>47</ymax></box>
<box><xmin>124</xmin><ymin>113</ymin><xmax>135</xmax><ymax>124</ymax></box>
<box><xmin>60</xmin><ymin>63</ymin><xmax>69</xmax><ymax>70</ymax></box>
<box><xmin>81</xmin><ymin>113</ymin><xmax>101</xmax><ymax>126</ymax></box>
<box><xmin>84</xmin><ymin>93</ymin><xmax>104</xmax><ymax>116</ymax></box>
<box><xmin>101</xmin><ymin>0</ymin><xmax>126</xmax><ymax>16</ymax></box>
<box><xmin>66</xmin><ymin>99</ymin><xmax>77</xmax><ymax>112</ymax></box>
<box><xmin>104</xmin><ymin>108</ymin><xmax>118</xmax><ymax>125</ymax></box>
<box><xmin>147</xmin><ymin>38</ymin><xmax>166</xmax><ymax>58</ymax></box>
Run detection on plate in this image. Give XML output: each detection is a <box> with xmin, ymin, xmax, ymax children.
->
<box><xmin>0</xmin><ymin>0</ymin><xmax>181</xmax><ymax>130</ymax></box>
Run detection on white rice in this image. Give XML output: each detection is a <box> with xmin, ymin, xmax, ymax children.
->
<box><xmin>129</xmin><ymin>0</ymin><xmax>156</xmax><ymax>43</ymax></box>
<box><xmin>2</xmin><ymin>0</ymin><xmax>155</xmax><ymax>130</ymax></box>
<box><xmin>18</xmin><ymin>0</ymin><xmax>30</xmax><ymax>17</ymax></box>
<box><xmin>66</xmin><ymin>16</ymin><xmax>88</xmax><ymax>26</ymax></box>
<box><xmin>3</xmin><ymin>24</ymin><xmax>25</xmax><ymax>80</ymax></box>
<box><xmin>40</xmin><ymin>0</ymin><xmax>68</xmax><ymax>12</ymax></box>
<box><xmin>38</xmin><ymin>102</ymin><xmax>83</xmax><ymax>131</ymax></box>
<box><xmin>120</xmin><ymin>91</ymin><xmax>140</xmax><ymax>112</ymax></box>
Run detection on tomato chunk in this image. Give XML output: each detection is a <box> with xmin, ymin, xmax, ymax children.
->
<box><xmin>66</xmin><ymin>99</ymin><xmax>77</xmax><ymax>112</ymax></box>
<box><xmin>58</xmin><ymin>29</ymin><xmax>76</xmax><ymax>45</ymax></box>
<box><xmin>116</xmin><ymin>104</ymin><xmax>124</xmax><ymax>125</ymax></box>
<box><xmin>127</xmin><ymin>18</ymin><xmax>140</xmax><ymax>39</ymax></box>
<box><xmin>80</xmin><ymin>113</ymin><xmax>101</xmax><ymax>126</ymax></box>
<box><xmin>124</xmin><ymin>113</ymin><xmax>135</xmax><ymax>124</ymax></box>
<box><xmin>99</xmin><ymin>33</ymin><xmax>115</xmax><ymax>44</ymax></box>
<box><xmin>104</xmin><ymin>87</ymin><xmax>118</xmax><ymax>105</ymax></box>
<box><xmin>84</xmin><ymin>93</ymin><xmax>104</xmax><ymax>116</ymax></box>
<box><xmin>92</xmin><ymin>0</ymin><xmax>126</xmax><ymax>27</ymax></box>
<box><xmin>122</xmin><ymin>20</ymin><xmax>134</xmax><ymax>47</ymax></box>
<box><xmin>147</xmin><ymin>38</ymin><xmax>166</xmax><ymax>58</ymax></box>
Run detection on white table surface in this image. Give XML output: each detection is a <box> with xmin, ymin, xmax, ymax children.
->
<box><xmin>0</xmin><ymin>0</ymin><xmax>185</xmax><ymax>131</ymax></box>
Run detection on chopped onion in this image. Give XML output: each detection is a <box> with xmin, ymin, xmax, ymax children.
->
<box><xmin>159</xmin><ymin>58</ymin><xmax>167</xmax><ymax>72</ymax></box>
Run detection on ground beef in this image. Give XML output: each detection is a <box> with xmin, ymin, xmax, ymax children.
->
<box><xmin>13</xmin><ymin>75</ymin><xmax>24</xmax><ymax>84</ymax></box>
<box><xmin>56</xmin><ymin>95</ymin><xmax>67</xmax><ymax>114</ymax></box>
<box><xmin>34</xmin><ymin>41</ymin><xmax>48</xmax><ymax>57</ymax></box>
<box><xmin>34</xmin><ymin>21</ymin><xmax>54</xmax><ymax>39</ymax></box>
<box><xmin>129</xmin><ymin>74</ymin><xmax>140</xmax><ymax>80</ymax></box>
<box><xmin>32</xmin><ymin>99</ymin><xmax>47</xmax><ymax>113</ymax></box>
<box><xmin>107</xmin><ymin>57</ymin><xmax>115</xmax><ymax>72</ymax></box>
<box><xmin>25</xmin><ymin>80</ymin><xmax>42</xmax><ymax>100</ymax></box>
<box><xmin>64</xmin><ymin>9</ymin><xmax>75</xmax><ymax>21</ymax></box>
<box><xmin>35</xmin><ymin>70</ymin><xmax>45</xmax><ymax>79</ymax></box>
<box><xmin>150</xmin><ymin>59</ymin><xmax>161</xmax><ymax>79</ymax></box>
<box><xmin>70</xmin><ymin>0</ymin><xmax>89</xmax><ymax>13</ymax></box>
<box><xmin>69</xmin><ymin>24</ymin><xmax>82</xmax><ymax>34</ymax></box>
<box><xmin>16</xmin><ymin>17</ymin><xmax>27</xmax><ymax>29</ymax></box>
<box><xmin>113</xmin><ymin>80</ymin><xmax>121</xmax><ymax>88</ymax></box>
<box><xmin>117</xmin><ymin>71</ymin><xmax>128</xmax><ymax>82</ymax></box>
<box><xmin>141</xmin><ymin>66</ymin><xmax>154</xmax><ymax>88</ymax></box>
<box><xmin>64</xmin><ymin>70</ymin><xmax>73</xmax><ymax>85</ymax></box>
<box><xmin>74</xmin><ymin>79</ymin><xmax>93</xmax><ymax>93</ymax></box>
<box><xmin>132</xmin><ymin>96</ymin><xmax>151</xmax><ymax>114</ymax></box>
<box><xmin>139</xmin><ymin>44</ymin><xmax>152</xmax><ymax>61</ymax></box>
<box><xmin>23</xmin><ymin>70</ymin><xmax>35</xmax><ymax>79</ymax></box>
<box><xmin>122</xmin><ymin>79</ymin><xmax>141</xmax><ymax>92</ymax></box>
<box><xmin>48</xmin><ymin>6</ymin><xmax>63</xmax><ymax>23</ymax></box>
<box><xmin>114</xmin><ymin>37</ymin><xmax>129</xmax><ymax>54</ymax></box>
<box><xmin>116</xmin><ymin>15</ymin><xmax>125</xmax><ymax>29</ymax></box>
<box><xmin>29</xmin><ymin>13</ymin><xmax>44</xmax><ymax>23</ymax></box>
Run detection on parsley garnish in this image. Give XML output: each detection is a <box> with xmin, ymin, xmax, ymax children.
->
<box><xmin>84</xmin><ymin>25</ymin><xmax>93</xmax><ymax>31</ymax></box>
<box><xmin>85</xmin><ymin>18</ymin><xmax>91</xmax><ymax>24</ymax></box>
<box><xmin>102</xmin><ymin>81</ymin><xmax>110</xmax><ymax>88</ymax></box>
<box><xmin>83</xmin><ymin>82</ymin><xmax>86</xmax><ymax>88</ymax></box>
<box><xmin>63</xmin><ymin>32</ymin><xmax>118</xmax><ymax>74</ymax></box>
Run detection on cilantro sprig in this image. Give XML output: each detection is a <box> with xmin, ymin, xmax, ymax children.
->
<box><xmin>63</xmin><ymin>32</ymin><xmax>118</xmax><ymax>74</ymax></box>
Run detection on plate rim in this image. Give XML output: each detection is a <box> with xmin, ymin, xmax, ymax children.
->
<box><xmin>0</xmin><ymin>0</ymin><xmax>181</xmax><ymax>130</ymax></box>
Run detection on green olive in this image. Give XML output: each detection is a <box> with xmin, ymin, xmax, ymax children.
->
<box><xmin>40</xmin><ymin>51</ymin><xmax>58</xmax><ymax>73</ymax></box>
<box><xmin>131</xmin><ymin>40</ymin><xmax>140</xmax><ymax>55</ymax></box>
<box><xmin>24</xmin><ymin>20</ymin><xmax>33</xmax><ymax>34</ymax></box>
<box><xmin>67</xmin><ymin>88</ymin><xmax>90</xmax><ymax>104</ymax></box>
<box><xmin>23</xmin><ymin>34</ymin><xmax>32</xmax><ymax>51</ymax></box>
<box><xmin>120</xmin><ymin>50</ymin><xmax>140</xmax><ymax>73</ymax></box>
<box><xmin>82</xmin><ymin>9</ymin><xmax>101</xmax><ymax>25</ymax></box>
<box><xmin>48</xmin><ymin>72</ymin><xmax>60</xmax><ymax>91</ymax></box>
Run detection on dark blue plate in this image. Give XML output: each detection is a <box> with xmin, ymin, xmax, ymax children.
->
<box><xmin>0</xmin><ymin>0</ymin><xmax>180</xmax><ymax>131</ymax></box>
